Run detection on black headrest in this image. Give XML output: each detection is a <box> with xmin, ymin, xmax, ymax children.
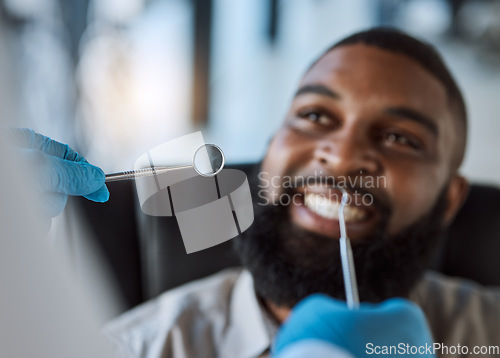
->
<box><xmin>433</xmin><ymin>184</ymin><xmax>500</xmax><ymax>286</ymax></box>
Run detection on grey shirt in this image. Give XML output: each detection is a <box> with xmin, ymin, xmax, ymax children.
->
<box><xmin>104</xmin><ymin>268</ymin><xmax>500</xmax><ymax>358</ymax></box>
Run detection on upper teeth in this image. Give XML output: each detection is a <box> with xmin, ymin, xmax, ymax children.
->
<box><xmin>304</xmin><ymin>193</ymin><xmax>366</xmax><ymax>222</ymax></box>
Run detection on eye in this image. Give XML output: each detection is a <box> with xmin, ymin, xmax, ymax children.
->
<box><xmin>297</xmin><ymin>109</ymin><xmax>332</xmax><ymax>126</ymax></box>
<box><xmin>383</xmin><ymin>132</ymin><xmax>421</xmax><ymax>150</ymax></box>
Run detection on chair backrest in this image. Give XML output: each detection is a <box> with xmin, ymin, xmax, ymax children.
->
<box><xmin>135</xmin><ymin>163</ymin><xmax>255</xmax><ymax>299</ymax></box>
<box><xmin>433</xmin><ymin>184</ymin><xmax>500</xmax><ymax>286</ymax></box>
<box><xmin>73</xmin><ymin>164</ymin><xmax>500</xmax><ymax>311</ymax></box>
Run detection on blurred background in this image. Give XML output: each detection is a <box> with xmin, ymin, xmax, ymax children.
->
<box><xmin>2</xmin><ymin>0</ymin><xmax>500</xmax><ymax>326</ymax></box>
<box><xmin>1</xmin><ymin>0</ymin><xmax>500</xmax><ymax>184</ymax></box>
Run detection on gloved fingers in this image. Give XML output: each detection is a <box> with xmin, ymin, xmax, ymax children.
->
<box><xmin>295</xmin><ymin>296</ymin><xmax>423</xmax><ymax>320</ymax></box>
<box><xmin>83</xmin><ymin>184</ymin><xmax>110</xmax><ymax>202</ymax></box>
<box><xmin>274</xmin><ymin>294</ymin><xmax>346</xmax><ymax>354</ymax></box>
<box><xmin>355</xmin><ymin>298</ymin><xmax>427</xmax><ymax>325</ymax></box>
<box><xmin>275</xmin><ymin>294</ymin><xmax>435</xmax><ymax>358</ymax></box>
<box><xmin>9</xmin><ymin>128</ymin><xmax>88</xmax><ymax>162</ymax></box>
<box><xmin>377</xmin><ymin>297</ymin><xmax>423</xmax><ymax>316</ymax></box>
<box><xmin>288</xmin><ymin>294</ymin><xmax>350</xmax><ymax>322</ymax></box>
<box><xmin>367</xmin><ymin>298</ymin><xmax>433</xmax><ymax>344</ymax></box>
<box><xmin>41</xmin><ymin>136</ymin><xmax>88</xmax><ymax>163</ymax></box>
<box><xmin>39</xmin><ymin>191</ymin><xmax>68</xmax><ymax>218</ymax></box>
<box><xmin>292</xmin><ymin>294</ymin><xmax>345</xmax><ymax>312</ymax></box>
<box><xmin>39</xmin><ymin>155</ymin><xmax>107</xmax><ymax>197</ymax></box>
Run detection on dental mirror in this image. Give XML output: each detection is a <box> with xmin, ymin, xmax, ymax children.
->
<box><xmin>193</xmin><ymin>144</ymin><xmax>225</xmax><ymax>177</ymax></box>
<box><xmin>105</xmin><ymin>144</ymin><xmax>225</xmax><ymax>182</ymax></box>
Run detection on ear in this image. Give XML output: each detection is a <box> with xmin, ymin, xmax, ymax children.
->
<box><xmin>442</xmin><ymin>174</ymin><xmax>469</xmax><ymax>226</ymax></box>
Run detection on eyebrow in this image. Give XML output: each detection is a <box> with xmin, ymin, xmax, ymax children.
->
<box><xmin>385</xmin><ymin>107</ymin><xmax>439</xmax><ymax>137</ymax></box>
<box><xmin>294</xmin><ymin>84</ymin><xmax>341</xmax><ymax>99</ymax></box>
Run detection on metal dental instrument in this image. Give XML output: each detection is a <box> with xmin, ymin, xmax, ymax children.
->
<box><xmin>338</xmin><ymin>187</ymin><xmax>360</xmax><ymax>309</ymax></box>
<box><xmin>105</xmin><ymin>143</ymin><xmax>225</xmax><ymax>182</ymax></box>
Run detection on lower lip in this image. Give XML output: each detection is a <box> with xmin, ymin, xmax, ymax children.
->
<box><xmin>289</xmin><ymin>195</ymin><xmax>377</xmax><ymax>240</ymax></box>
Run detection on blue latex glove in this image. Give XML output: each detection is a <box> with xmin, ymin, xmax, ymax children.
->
<box><xmin>273</xmin><ymin>294</ymin><xmax>435</xmax><ymax>358</ymax></box>
<box><xmin>9</xmin><ymin>128</ymin><xmax>109</xmax><ymax>218</ymax></box>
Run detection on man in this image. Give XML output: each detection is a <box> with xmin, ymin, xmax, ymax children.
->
<box><xmin>104</xmin><ymin>28</ymin><xmax>500</xmax><ymax>357</ymax></box>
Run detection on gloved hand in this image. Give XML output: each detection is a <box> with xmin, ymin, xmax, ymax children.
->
<box><xmin>273</xmin><ymin>294</ymin><xmax>435</xmax><ymax>358</ymax></box>
<box><xmin>9</xmin><ymin>128</ymin><xmax>109</xmax><ymax>219</ymax></box>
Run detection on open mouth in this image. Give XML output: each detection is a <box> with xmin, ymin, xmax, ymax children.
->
<box><xmin>289</xmin><ymin>185</ymin><xmax>378</xmax><ymax>239</ymax></box>
<box><xmin>304</xmin><ymin>192</ymin><xmax>367</xmax><ymax>223</ymax></box>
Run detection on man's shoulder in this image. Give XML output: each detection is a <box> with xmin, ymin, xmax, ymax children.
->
<box><xmin>414</xmin><ymin>270</ymin><xmax>500</xmax><ymax>303</ymax></box>
<box><xmin>412</xmin><ymin>271</ymin><xmax>500</xmax><ymax>347</ymax></box>
<box><xmin>103</xmin><ymin>267</ymin><xmax>243</xmax><ymax>342</ymax></box>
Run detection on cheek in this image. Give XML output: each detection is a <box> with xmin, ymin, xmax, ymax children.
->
<box><xmin>384</xmin><ymin>163</ymin><xmax>444</xmax><ymax>235</ymax></box>
<box><xmin>261</xmin><ymin>128</ymin><xmax>315</xmax><ymax>196</ymax></box>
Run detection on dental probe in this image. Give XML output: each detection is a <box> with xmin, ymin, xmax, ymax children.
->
<box><xmin>338</xmin><ymin>187</ymin><xmax>360</xmax><ymax>309</ymax></box>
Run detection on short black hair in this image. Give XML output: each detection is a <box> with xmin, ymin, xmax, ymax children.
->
<box><xmin>311</xmin><ymin>27</ymin><xmax>467</xmax><ymax>168</ymax></box>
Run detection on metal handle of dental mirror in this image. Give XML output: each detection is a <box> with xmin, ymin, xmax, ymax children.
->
<box><xmin>105</xmin><ymin>143</ymin><xmax>225</xmax><ymax>182</ymax></box>
<box><xmin>338</xmin><ymin>187</ymin><xmax>360</xmax><ymax>309</ymax></box>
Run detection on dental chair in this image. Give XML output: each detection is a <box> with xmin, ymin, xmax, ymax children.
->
<box><xmin>70</xmin><ymin>163</ymin><xmax>500</xmax><ymax>312</ymax></box>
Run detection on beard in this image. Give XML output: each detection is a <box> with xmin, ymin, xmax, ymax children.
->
<box><xmin>233</xmin><ymin>186</ymin><xmax>448</xmax><ymax>307</ymax></box>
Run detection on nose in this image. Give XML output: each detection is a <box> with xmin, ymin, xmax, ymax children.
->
<box><xmin>313</xmin><ymin>129</ymin><xmax>381</xmax><ymax>177</ymax></box>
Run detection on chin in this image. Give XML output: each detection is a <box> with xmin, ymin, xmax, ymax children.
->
<box><xmin>234</xmin><ymin>188</ymin><xmax>447</xmax><ymax>306</ymax></box>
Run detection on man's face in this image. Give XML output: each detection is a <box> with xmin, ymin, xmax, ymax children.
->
<box><xmin>261</xmin><ymin>44</ymin><xmax>460</xmax><ymax>240</ymax></box>
<box><xmin>236</xmin><ymin>44</ymin><xmax>468</xmax><ymax>307</ymax></box>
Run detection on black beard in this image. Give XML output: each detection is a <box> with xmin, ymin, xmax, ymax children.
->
<box><xmin>234</xmin><ymin>188</ymin><xmax>448</xmax><ymax>307</ymax></box>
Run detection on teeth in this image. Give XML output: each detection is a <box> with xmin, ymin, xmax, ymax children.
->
<box><xmin>304</xmin><ymin>193</ymin><xmax>340</xmax><ymax>219</ymax></box>
<box><xmin>304</xmin><ymin>193</ymin><xmax>367</xmax><ymax>222</ymax></box>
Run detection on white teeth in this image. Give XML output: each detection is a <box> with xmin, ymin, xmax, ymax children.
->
<box><xmin>304</xmin><ymin>193</ymin><xmax>366</xmax><ymax>222</ymax></box>
<box><xmin>304</xmin><ymin>193</ymin><xmax>340</xmax><ymax>219</ymax></box>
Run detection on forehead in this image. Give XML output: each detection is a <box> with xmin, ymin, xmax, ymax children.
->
<box><xmin>302</xmin><ymin>44</ymin><xmax>449</xmax><ymax>116</ymax></box>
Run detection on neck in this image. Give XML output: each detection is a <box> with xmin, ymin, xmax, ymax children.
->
<box><xmin>264</xmin><ymin>299</ymin><xmax>292</xmax><ymax>324</ymax></box>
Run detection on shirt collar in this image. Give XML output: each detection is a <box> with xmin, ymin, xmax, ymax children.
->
<box><xmin>219</xmin><ymin>270</ymin><xmax>278</xmax><ymax>358</ymax></box>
